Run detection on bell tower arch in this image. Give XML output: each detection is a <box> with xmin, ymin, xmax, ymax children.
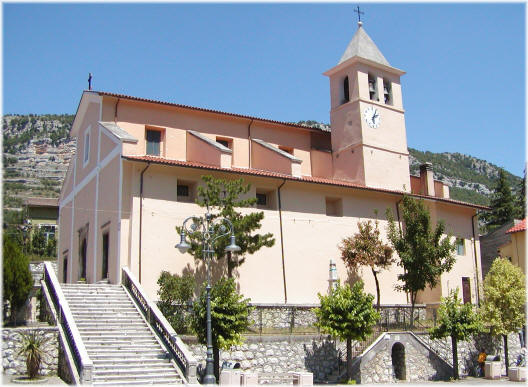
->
<box><xmin>324</xmin><ymin>21</ymin><xmax>411</xmax><ymax>192</ymax></box>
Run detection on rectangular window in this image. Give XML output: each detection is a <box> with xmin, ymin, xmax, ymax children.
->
<box><xmin>83</xmin><ymin>130</ymin><xmax>90</xmax><ymax>165</ymax></box>
<box><xmin>256</xmin><ymin>193</ymin><xmax>267</xmax><ymax>207</ymax></box>
<box><xmin>63</xmin><ymin>253</ymin><xmax>68</xmax><ymax>283</ymax></box>
<box><xmin>368</xmin><ymin>74</ymin><xmax>378</xmax><ymax>101</ymax></box>
<box><xmin>456</xmin><ymin>238</ymin><xmax>465</xmax><ymax>255</ymax></box>
<box><xmin>383</xmin><ymin>79</ymin><xmax>393</xmax><ymax>105</ymax></box>
<box><xmin>462</xmin><ymin>277</ymin><xmax>471</xmax><ymax>304</ymax></box>
<box><xmin>146</xmin><ymin>129</ymin><xmax>161</xmax><ymax>156</ymax></box>
<box><xmin>325</xmin><ymin>197</ymin><xmax>343</xmax><ymax>217</ymax></box>
<box><xmin>177</xmin><ymin>181</ymin><xmax>195</xmax><ymax>202</ymax></box>
<box><xmin>216</xmin><ymin>137</ymin><xmax>232</xmax><ymax>149</ymax></box>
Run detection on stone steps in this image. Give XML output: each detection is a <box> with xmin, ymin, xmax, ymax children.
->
<box><xmin>61</xmin><ymin>282</ymin><xmax>183</xmax><ymax>385</ymax></box>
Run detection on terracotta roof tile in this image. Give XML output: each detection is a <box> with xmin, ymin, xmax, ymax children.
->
<box><xmin>122</xmin><ymin>155</ymin><xmax>490</xmax><ymax>210</ymax></box>
<box><xmin>506</xmin><ymin>219</ymin><xmax>526</xmax><ymax>234</ymax></box>
<box><xmin>92</xmin><ymin>91</ymin><xmax>330</xmax><ymax>133</ymax></box>
<box><xmin>24</xmin><ymin>197</ymin><xmax>59</xmax><ymax>207</ymax></box>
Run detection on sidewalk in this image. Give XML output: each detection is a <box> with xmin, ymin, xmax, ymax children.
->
<box><xmin>2</xmin><ymin>374</ymin><xmax>67</xmax><ymax>385</ymax></box>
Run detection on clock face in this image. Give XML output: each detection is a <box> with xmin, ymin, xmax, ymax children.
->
<box><xmin>364</xmin><ymin>106</ymin><xmax>381</xmax><ymax>128</ymax></box>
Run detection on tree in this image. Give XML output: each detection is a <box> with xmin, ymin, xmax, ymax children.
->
<box><xmin>429</xmin><ymin>289</ymin><xmax>482</xmax><ymax>379</ymax></box>
<box><xmin>483</xmin><ymin>169</ymin><xmax>516</xmax><ymax>231</ymax></box>
<box><xmin>3</xmin><ymin>235</ymin><xmax>33</xmax><ymax>325</ymax></box>
<box><xmin>480</xmin><ymin>258</ymin><xmax>525</xmax><ymax>375</ymax></box>
<box><xmin>191</xmin><ymin>277</ymin><xmax>253</xmax><ymax>381</ymax></box>
<box><xmin>315</xmin><ymin>281</ymin><xmax>380</xmax><ymax>381</ymax></box>
<box><xmin>339</xmin><ymin>219</ymin><xmax>394</xmax><ymax>309</ymax></box>
<box><xmin>515</xmin><ymin>169</ymin><xmax>525</xmax><ymax>219</ymax></box>
<box><xmin>31</xmin><ymin>229</ymin><xmax>46</xmax><ymax>257</ymax></box>
<box><xmin>386</xmin><ymin>195</ymin><xmax>456</xmax><ymax>323</ymax></box>
<box><xmin>157</xmin><ymin>271</ymin><xmax>195</xmax><ymax>333</ymax></box>
<box><xmin>178</xmin><ymin>175</ymin><xmax>275</xmax><ymax>278</ymax></box>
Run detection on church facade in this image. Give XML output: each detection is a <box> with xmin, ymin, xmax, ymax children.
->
<box><xmin>58</xmin><ymin>22</ymin><xmax>486</xmax><ymax>306</ymax></box>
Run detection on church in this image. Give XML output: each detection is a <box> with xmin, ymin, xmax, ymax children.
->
<box><xmin>58</xmin><ymin>21</ymin><xmax>486</xmax><ymax>307</ymax></box>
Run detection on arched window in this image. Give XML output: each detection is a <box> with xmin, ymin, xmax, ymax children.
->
<box><xmin>368</xmin><ymin>74</ymin><xmax>378</xmax><ymax>101</ymax></box>
<box><xmin>383</xmin><ymin>79</ymin><xmax>393</xmax><ymax>105</ymax></box>
<box><xmin>343</xmin><ymin>76</ymin><xmax>350</xmax><ymax>104</ymax></box>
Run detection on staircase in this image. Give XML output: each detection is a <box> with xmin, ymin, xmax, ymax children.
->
<box><xmin>61</xmin><ymin>283</ymin><xmax>184</xmax><ymax>385</ymax></box>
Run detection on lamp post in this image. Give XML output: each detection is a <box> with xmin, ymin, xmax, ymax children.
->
<box><xmin>175</xmin><ymin>209</ymin><xmax>240</xmax><ymax>385</ymax></box>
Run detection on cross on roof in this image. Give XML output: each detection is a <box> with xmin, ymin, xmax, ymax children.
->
<box><xmin>354</xmin><ymin>5</ymin><xmax>364</xmax><ymax>22</ymax></box>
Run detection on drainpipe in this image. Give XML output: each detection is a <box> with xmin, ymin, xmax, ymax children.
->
<box><xmin>247</xmin><ymin>119</ymin><xmax>254</xmax><ymax>169</ymax></box>
<box><xmin>114</xmin><ymin>98</ymin><xmax>120</xmax><ymax>123</ymax></box>
<box><xmin>396</xmin><ymin>197</ymin><xmax>403</xmax><ymax>234</ymax></box>
<box><xmin>277</xmin><ymin>179</ymin><xmax>287</xmax><ymax>304</ymax></box>
<box><xmin>139</xmin><ymin>163</ymin><xmax>151</xmax><ymax>283</ymax></box>
<box><xmin>471</xmin><ymin>211</ymin><xmax>481</xmax><ymax>306</ymax></box>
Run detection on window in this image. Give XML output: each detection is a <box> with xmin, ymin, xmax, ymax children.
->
<box><xmin>325</xmin><ymin>197</ymin><xmax>343</xmax><ymax>217</ymax></box>
<box><xmin>462</xmin><ymin>277</ymin><xmax>471</xmax><ymax>304</ymax></box>
<box><xmin>83</xmin><ymin>129</ymin><xmax>90</xmax><ymax>166</ymax></box>
<box><xmin>383</xmin><ymin>79</ymin><xmax>393</xmax><ymax>105</ymax></box>
<box><xmin>216</xmin><ymin>137</ymin><xmax>232</xmax><ymax>149</ymax></box>
<box><xmin>456</xmin><ymin>238</ymin><xmax>465</xmax><ymax>255</ymax></box>
<box><xmin>177</xmin><ymin>181</ymin><xmax>195</xmax><ymax>202</ymax></box>
<box><xmin>342</xmin><ymin>76</ymin><xmax>350</xmax><ymax>104</ymax></box>
<box><xmin>39</xmin><ymin>224</ymin><xmax>56</xmax><ymax>243</ymax></box>
<box><xmin>256</xmin><ymin>193</ymin><xmax>267</xmax><ymax>207</ymax></box>
<box><xmin>368</xmin><ymin>74</ymin><xmax>378</xmax><ymax>101</ymax></box>
<box><xmin>146</xmin><ymin>129</ymin><xmax>162</xmax><ymax>156</ymax></box>
<box><xmin>279</xmin><ymin>146</ymin><xmax>293</xmax><ymax>155</ymax></box>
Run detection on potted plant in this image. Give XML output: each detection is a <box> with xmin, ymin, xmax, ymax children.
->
<box><xmin>16</xmin><ymin>331</ymin><xmax>50</xmax><ymax>380</ymax></box>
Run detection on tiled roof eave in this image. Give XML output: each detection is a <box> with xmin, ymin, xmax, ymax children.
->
<box><xmin>122</xmin><ymin>155</ymin><xmax>490</xmax><ymax>211</ymax></box>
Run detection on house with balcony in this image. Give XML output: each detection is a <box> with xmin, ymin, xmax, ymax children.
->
<box><xmin>58</xmin><ymin>22</ymin><xmax>486</xmax><ymax>307</ymax></box>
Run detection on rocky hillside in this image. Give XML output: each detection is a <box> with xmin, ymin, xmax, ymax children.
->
<box><xmin>1</xmin><ymin>115</ymin><xmax>522</xmax><ymax>210</ymax></box>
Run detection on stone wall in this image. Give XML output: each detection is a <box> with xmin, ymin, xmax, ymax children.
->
<box><xmin>357</xmin><ymin>332</ymin><xmax>452</xmax><ymax>383</ymax></box>
<box><xmin>183</xmin><ymin>334</ymin><xmax>346</xmax><ymax>383</ymax></box>
<box><xmin>2</xmin><ymin>327</ymin><xmax>59</xmax><ymax>376</ymax></box>
<box><xmin>417</xmin><ymin>331</ymin><xmax>523</xmax><ymax>376</ymax></box>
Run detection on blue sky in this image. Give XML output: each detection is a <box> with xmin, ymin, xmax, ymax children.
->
<box><xmin>3</xmin><ymin>3</ymin><xmax>526</xmax><ymax>177</ymax></box>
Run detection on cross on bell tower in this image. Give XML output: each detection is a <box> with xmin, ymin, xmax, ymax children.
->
<box><xmin>354</xmin><ymin>6</ymin><xmax>364</xmax><ymax>23</ymax></box>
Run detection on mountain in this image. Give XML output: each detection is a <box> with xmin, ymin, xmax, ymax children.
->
<box><xmin>2</xmin><ymin>115</ymin><xmax>522</xmax><ymax>210</ymax></box>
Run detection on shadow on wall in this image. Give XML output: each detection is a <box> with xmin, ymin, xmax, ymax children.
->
<box><xmin>182</xmin><ymin>256</ymin><xmax>241</xmax><ymax>297</ymax></box>
<box><xmin>303</xmin><ymin>337</ymin><xmax>345</xmax><ymax>383</ymax></box>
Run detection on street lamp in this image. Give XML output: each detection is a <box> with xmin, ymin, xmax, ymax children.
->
<box><xmin>175</xmin><ymin>210</ymin><xmax>240</xmax><ymax>385</ymax></box>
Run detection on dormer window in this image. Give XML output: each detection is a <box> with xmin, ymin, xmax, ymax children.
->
<box><xmin>279</xmin><ymin>146</ymin><xmax>293</xmax><ymax>155</ymax></box>
<box><xmin>383</xmin><ymin>79</ymin><xmax>393</xmax><ymax>105</ymax></box>
<box><xmin>342</xmin><ymin>76</ymin><xmax>350</xmax><ymax>104</ymax></box>
<box><xmin>216</xmin><ymin>137</ymin><xmax>232</xmax><ymax>150</ymax></box>
<box><xmin>368</xmin><ymin>74</ymin><xmax>378</xmax><ymax>101</ymax></box>
<box><xmin>146</xmin><ymin>129</ymin><xmax>162</xmax><ymax>156</ymax></box>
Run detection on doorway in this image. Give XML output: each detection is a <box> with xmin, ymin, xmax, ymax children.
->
<box><xmin>102</xmin><ymin>232</ymin><xmax>109</xmax><ymax>280</ymax></box>
<box><xmin>391</xmin><ymin>342</ymin><xmax>406</xmax><ymax>380</ymax></box>
<box><xmin>78</xmin><ymin>225</ymin><xmax>88</xmax><ymax>281</ymax></box>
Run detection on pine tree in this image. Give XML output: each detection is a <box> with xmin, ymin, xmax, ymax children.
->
<box><xmin>386</xmin><ymin>195</ymin><xmax>456</xmax><ymax>324</ymax></box>
<box><xmin>483</xmin><ymin>169</ymin><xmax>516</xmax><ymax>231</ymax></box>
<box><xmin>515</xmin><ymin>169</ymin><xmax>526</xmax><ymax>219</ymax></box>
<box><xmin>177</xmin><ymin>175</ymin><xmax>275</xmax><ymax>278</ymax></box>
<box><xmin>339</xmin><ymin>219</ymin><xmax>394</xmax><ymax>309</ymax></box>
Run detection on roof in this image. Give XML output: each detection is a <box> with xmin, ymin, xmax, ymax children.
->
<box><xmin>24</xmin><ymin>197</ymin><xmax>59</xmax><ymax>208</ymax></box>
<box><xmin>506</xmin><ymin>219</ymin><xmax>526</xmax><ymax>234</ymax></box>
<box><xmin>91</xmin><ymin>90</ymin><xmax>331</xmax><ymax>133</ymax></box>
<box><xmin>99</xmin><ymin>121</ymin><xmax>138</xmax><ymax>143</ymax></box>
<box><xmin>122</xmin><ymin>155</ymin><xmax>490</xmax><ymax>211</ymax></box>
<box><xmin>339</xmin><ymin>22</ymin><xmax>390</xmax><ymax>66</ymax></box>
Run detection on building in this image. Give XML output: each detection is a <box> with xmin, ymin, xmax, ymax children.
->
<box><xmin>499</xmin><ymin>218</ymin><xmax>526</xmax><ymax>275</ymax></box>
<box><xmin>58</xmin><ymin>21</ymin><xmax>486</xmax><ymax>306</ymax></box>
<box><xmin>24</xmin><ymin>197</ymin><xmax>59</xmax><ymax>243</ymax></box>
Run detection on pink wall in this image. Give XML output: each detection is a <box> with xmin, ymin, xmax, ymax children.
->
<box><xmin>186</xmin><ymin>132</ymin><xmax>223</xmax><ymax>167</ymax></box>
<box><xmin>310</xmin><ymin>149</ymin><xmax>333</xmax><ymax>178</ymax></box>
<box><xmin>251</xmin><ymin>141</ymin><xmax>294</xmax><ymax>176</ymax></box>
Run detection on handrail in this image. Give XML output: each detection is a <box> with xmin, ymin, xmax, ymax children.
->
<box><xmin>42</xmin><ymin>262</ymin><xmax>93</xmax><ymax>383</ymax></box>
<box><xmin>121</xmin><ymin>266</ymin><xmax>198</xmax><ymax>384</ymax></box>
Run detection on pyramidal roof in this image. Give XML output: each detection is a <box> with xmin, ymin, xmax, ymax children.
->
<box><xmin>338</xmin><ymin>22</ymin><xmax>390</xmax><ymax>66</ymax></box>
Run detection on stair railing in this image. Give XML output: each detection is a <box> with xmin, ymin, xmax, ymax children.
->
<box><xmin>42</xmin><ymin>261</ymin><xmax>93</xmax><ymax>383</ymax></box>
<box><xmin>122</xmin><ymin>267</ymin><xmax>198</xmax><ymax>384</ymax></box>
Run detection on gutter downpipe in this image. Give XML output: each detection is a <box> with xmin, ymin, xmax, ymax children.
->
<box><xmin>395</xmin><ymin>197</ymin><xmax>406</xmax><ymax>302</ymax></box>
<box><xmin>277</xmin><ymin>179</ymin><xmax>287</xmax><ymax>304</ymax></box>
<box><xmin>248</xmin><ymin>119</ymin><xmax>254</xmax><ymax>169</ymax></box>
<box><xmin>114</xmin><ymin>98</ymin><xmax>120</xmax><ymax>122</ymax></box>
<box><xmin>139</xmin><ymin>163</ymin><xmax>151</xmax><ymax>283</ymax></box>
<box><xmin>471</xmin><ymin>211</ymin><xmax>481</xmax><ymax>306</ymax></box>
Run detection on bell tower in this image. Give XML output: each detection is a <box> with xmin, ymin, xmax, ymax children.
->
<box><xmin>324</xmin><ymin>21</ymin><xmax>411</xmax><ymax>192</ymax></box>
